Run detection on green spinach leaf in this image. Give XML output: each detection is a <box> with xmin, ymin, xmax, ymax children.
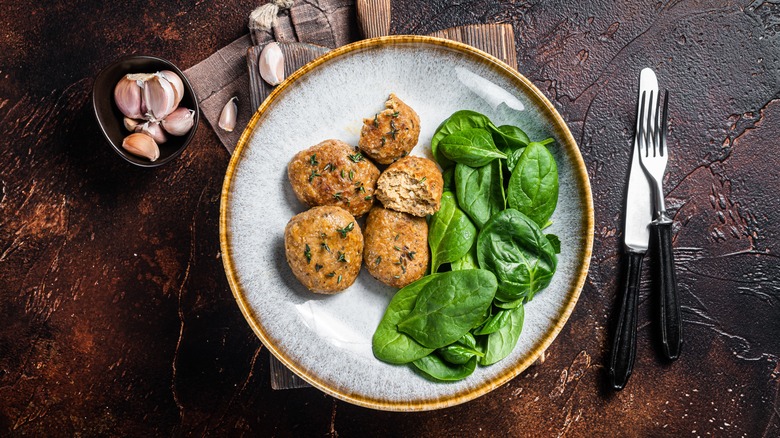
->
<box><xmin>372</xmin><ymin>275</ymin><xmax>438</xmax><ymax>364</ymax></box>
<box><xmin>455</xmin><ymin>160</ymin><xmax>506</xmax><ymax>229</ymax></box>
<box><xmin>439</xmin><ymin>128</ymin><xmax>506</xmax><ymax>168</ymax></box>
<box><xmin>490</xmin><ymin>124</ymin><xmax>529</xmax><ymax>154</ymax></box>
<box><xmin>442</xmin><ymin>166</ymin><xmax>455</xmax><ymax>193</ymax></box>
<box><xmin>398</xmin><ymin>269</ymin><xmax>497</xmax><ymax>349</ymax></box>
<box><xmin>450</xmin><ymin>242</ymin><xmax>478</xmax><ymax>271</ymax></box>
<box><xmin>438</xmin><ymin>342</ymin><xmax>484</xmax><ymax>365</ymax></box>
<box><xmin>506</xmin><ymin>142</ymin><xmax>559</xmax><ymax>227</ymax></box>
<box><xmin>473</xmin><ymin>308</ymin><xmax>513</xmax><ymax>335</ymax></box>
<box><xmin>546</xmin><ymin>234</ymin><xmax>561</xmax><ymax>254</ymax></box>
<box><xmin>412</xmin><ymin>353</ymin><xmax>477</xmax><ymax>382</ymax></box>
<box><xmin>479</xmin><ymin>304</ymin><xmax>524</xmax><ymax>365</ymax></box>
<box><xmin>477</xmin><ymin>209</ymin><xmax>557</xmax><ymax>302</ymax></box>
<box><xmin>494</xmin><ymin>298</ymin><xmax>524</xmax><ymax>309</ymax></box>
<box><xmin>431</xmin><ymin>110</ymin><xmax>495</xmax><ymax>168</ymax></box>
<box><xmin>429</xmin><ymin>192</ymin><xmax>477</xmax><ymax>273</ymax></box>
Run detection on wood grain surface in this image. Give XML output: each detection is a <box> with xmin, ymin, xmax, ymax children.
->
<box><xmin>1</xmin><ymin>0</ymin><xmax>779</xmax><ymax>436</ymax></box>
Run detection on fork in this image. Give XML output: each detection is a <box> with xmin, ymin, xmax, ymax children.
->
<box><xmin>637</xmin><ymin>90</ymin><xmax>682</xmax><ymax>361</ymax></box>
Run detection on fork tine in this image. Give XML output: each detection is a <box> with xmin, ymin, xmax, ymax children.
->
<box><xmin>638</xmin><ymin>91</ymin><xmax>646</xmax><ymax>153</ymax></box>
<box><xmin>645</xmin><ymin>90</ymin><xmax>654</xmax><ymax>157</ymax></box>
<box><xmin>654</xmin><ymin>89</ymin><xmax>662</xmax><ymax>157</ymax></box>
<box><xmin>660</xmin><ymin>90</ymin><xmax>669</xmax><ymax>156</ymax></box>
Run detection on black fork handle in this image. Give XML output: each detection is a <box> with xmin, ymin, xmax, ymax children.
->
<box><xmin>609</xmin><ymin>251</ymin><xmax>644</xmax><ymax>390</ymax></box>
<box><xmin>652</xmin><ymin>220</ymin><xmax>682</xmax><ymax>360</ymax></box>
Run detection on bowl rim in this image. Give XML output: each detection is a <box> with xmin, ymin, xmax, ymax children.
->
<box><xmin>220</xmin><ymin>35</ymin><xmax>594</xmax><ymax>411</ymax></box>
<box><xmin>92</xmin><ymin>54</ymin><xmax>200</xmax><ymax>168</ymax></box>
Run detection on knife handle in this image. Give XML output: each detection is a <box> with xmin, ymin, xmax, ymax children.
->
<box><xmin>651</xmin><ymin>220</ymin><xmax>682</xmax><ymax>360</ymax></box>
<box><xmin>609</xmin><ymin>251</ymin><xmax>643</xmax><ymax>390</ymax></box>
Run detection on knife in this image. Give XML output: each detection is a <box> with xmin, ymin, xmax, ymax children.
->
<box><xmin>608</xmin><ymin>68</ymin><xmax>657</xmax><ymax>390</ymax></box>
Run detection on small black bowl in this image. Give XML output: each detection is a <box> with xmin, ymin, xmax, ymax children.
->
<box><xmin>92</xmin><ymin>55</ymin><xmax>200</xmax><ymax>167</ymax></box>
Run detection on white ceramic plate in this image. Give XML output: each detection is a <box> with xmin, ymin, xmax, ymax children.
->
<box><xmin>221</xmin><ymin>36</ymin><xmax>593</xmax><ymax>411</ymax></box>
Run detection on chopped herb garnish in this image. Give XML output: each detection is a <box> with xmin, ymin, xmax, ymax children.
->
<box><xmin>314</xmin><ymin>263</ymin><xmax>323</xmax><ymax>272</ymax></box>
<box><xmin>337</xmin><ymin>275</ymin><xmax>342</xmax><ymax>284</ymax></box>
<box><xmin>336</xmin><ymin>222</ymin><xmax>354</xmax><ymax>238</ymax></box>
<box><xmin>309</xmin><ymin>154</ymin><xmax>318</xmax><ymax>166</ymax></box>
<box><xmin>349</xmin><ymin>170</ymin><xmax>355</xmax><ymax>181</ymax></box>
<box><xmin>392</xmin><ymin>111</ymin><xmax>400</xmax><ymax>118</ymax></box>
<box><xmin>321</xmin><ymin>242</ymin><xmax>331</xmax><ymax>252</ymax></box>
<box><xmin>401</xmin><ymin>264</ymin><xmax>407</xmax><ymax>274</ymax></box>
<box><xmin>304</xmin><ymin>244</ymin><xmax>312</xmax><ymax>263</ymax></box>
<box><xmin>337</xmin><ymin>252</ymin><xmax>347</xmax><ymax>263</ymax></box>
<box><xmin>394</xmin><ymin>234</ymin><xmax>400</xmax><ymax>241</ymax></box>
<box><xmin>323</xmin><ymin>163</ymin><xmax>335</xmax><ymax>172</ymax></box>
<box><xmin>356</xmin><ymin>185</ymin><xmax>366</xmax><ymax>193</ymax></box>
<box><xmin>388</xmin><ymin>120</ymin><xmax>398</xmax><ymax>139</ymax></box>
<box><xmin>408</xmin><ymin>251</ymin><xmax>416</xmax><ymax>260</ymax></box>
<box><xmin>420</xmin><ymin>177</ymin><xmax>427</xmax><ymax>183</ymax></box>
<box><xmin>309</xmin><ymin>169</ymin><xmax>321</xmax><ymax>182</ymax></box>
<box><xmin>375</xmin><ymin>256</ymin><xmax>382</xmax><ymax>265</ymax></box>
<box><xmin>341</xmin><ymin>169</ymin><xmax>346</xmax><ymax>178</ymax></box>
<box><xmin>364</xmin><ymin>195</ymin><xmax>373</xmax><ymax>201</ymax></box>
<box><xmin>333</xmin><ymin>192</ymin><xmax>343</xmax><ymax>200</ymax></box>
<box><xmin>393</xmin><ymin>245</ymin><xmax>401</xmax><ymax>251</ymax></box>
<box><xmin>320</xmin><ymin>233</ymin><xmax>327</xmax><ymax>239</ymax></box>
<box><xmin>373</xmin><ymin>114</ymin><xmax>379</xmax><ymax>127</ymax></box>
<box><xmin>381</xmin><ymin>137</ymin><xmax>386</xmax><ymax>147</ymax></box>
<box><xmin>326</xmin><ymin>272</ymin><xmax>336</xmax><ymax>278</ymax></box>
<box><xmin>348</xmin><ymin>151</ymin><xmax>364</xmax><ymax>162</ymax></box>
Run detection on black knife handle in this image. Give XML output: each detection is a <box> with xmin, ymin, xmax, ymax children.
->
<box><xmin>651</xmin><ymin>220</ymin><xmax>682</xmax><ymax>360</ymax></box>
<box><xmin>609</xmin><ymin>251</ymin><xmax>643</xmax><ymax>390</ymax></box>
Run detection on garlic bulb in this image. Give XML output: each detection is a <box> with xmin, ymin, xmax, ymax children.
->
<box><xmin>139</xmin><ymin>121</ymin><xmax>168</xmax><ymax>144</ymax></box>
<box><xmin>160</xmin><ymin>70</ymin><xmax>185</xmax><ymax>107</ymax></box>
<box><xmin>142</xmin><ymin>73</ymin><xmax>177</xmax><ymax>120</ymax></box>
<box><xmin>259</xmin><ymin>42</ymin><xmax>285</xmax><ymax>86</ymax></box>
<box><xmin>122</xmin><ymin>133</ymin><xmax>160</xmax><ymax>161</ymax></box>
<box><xmin>114</xmin><ymin>75</ymin><xmax>144</xmax><ymax>119</ymax></box>
<box><xmin>161</xmin><ymin>107</ymin><xmax>195</xmax><ymax>136</ymax></box>
<box><xmin>123</xmin><ymin>117</ymin><xmax>142</xmax><ymax>132</ymax></box>
<box><xmin>219</xmin><ymin>97</ymin><xmax>238</xmax><ymax>132</ymax></box>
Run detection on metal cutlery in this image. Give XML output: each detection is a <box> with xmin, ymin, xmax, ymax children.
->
<box><xmin>609</xmin><ymin>68</ymin><xmax>657</xmax><ymax>390</ymax></box>
<box><xmin>637</xmin><ymin>90</ymin><xmax>682</xmax><ymax>361</ymax></box>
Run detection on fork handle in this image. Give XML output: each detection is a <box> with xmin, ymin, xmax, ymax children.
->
<box><xmin>609</xmin><ymin>251</ymin><xmax>644</xmax><ymax>390</ymax></box>
<box><xmin>651</xmin><ymin>219</ymin><xmax>682</xmax><ymax>360</ymax></box>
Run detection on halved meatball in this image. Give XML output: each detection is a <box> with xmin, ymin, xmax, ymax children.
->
<box><xmin>284</xmin><ymin>206</ymin><xmax>363</xmax><ymax>293</ymax></box>
<box><xmin>358</xmin><ymin>93</ymin><xmax>420</xmax><ymax>164</ymax></box>
<box><xmin>288</xmin><ymin>139</ymin><xmax>380</xmax><ymax>217</ymax></box>
<box><xmin>364</xmin><ymin>206</ymin><xmax>429</xmax><ymax>288</ymax></box>
<box><xmin>375</xmin><ymin>156</ymin><xmax>444</xmax><ymax>217</ymax></box>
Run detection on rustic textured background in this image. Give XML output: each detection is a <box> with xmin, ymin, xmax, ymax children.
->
<box><xmin>1</xmin><ymin>0</ymin><xmax>779</xmax><ymax>436</ymax></box>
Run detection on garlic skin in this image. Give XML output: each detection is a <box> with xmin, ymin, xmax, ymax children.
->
<box><xmin>142</xmin><ymin>73</ymin><xmax>177</xmax><ymax>120</ymax></box>
<box><xmin>160</xmin><ymin>70</ymin><xmax>185</xmax><ymax>107</ymax></box>
<box><xmin>161</xmin><ymin>107</ymin><xmax>195</xmax><ymax>136</ymax></box>
<box><xmin>122</xmin><ymin>133</ymin><xmax>160</xmax><ymax>161</ymax></box>
<box><xmin>259</xmin><ymin>42</ymin><xmax>285</xmax><ymax>86</ymax></box>
<box><xmin>139</xmin><ymin>121</ymin><xmax>168</xmax><ymax>144</ymax></box>
<box><xmin>123</xmin><ymin>117</ymin><xmax>143</xmax><ymax>132</ymax></box>
<box><xmin>219</xmin><ymin>97</ymin><xmax>238</xmax><ymax>132</ymax></box>
<box><xmin>114</xmin><ymin>75</ymin><xmax>144</xmax><ymax>119</ymax></box>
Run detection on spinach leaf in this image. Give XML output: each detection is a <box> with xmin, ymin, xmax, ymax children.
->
<box><xmin>506</xmin><ymin>147</ymin><xmax>525</xmax><ymax>173</ymax></box>
<box><xmin>473</xmin><ymin>308</ymin><xmax>513</xmax><ymax>335</ymax></box>
<box><xmin>438</xmin><ymin>342</ymin><xmax>484</xmax><ymax>365</ymax></box>
<box><xmin>455</xmin><ymin>160</ymin><xmax>505</xmax><ymax>229</ymax></box>
<box><xmin>459</xmin><ymin>332</ymin><xmax>477</xmax><ymax>349</ymax></box>
<box><xmin>372</xmin><ymin>275</ymin><xmax>438</xmax><ymax>364</ymax></box>
<box><xmin>442</xmin><ymin>166</ymin><xmax>455</xmax><ymax>193</ymax></box>
<box><xmin>479</xmin><ymin>304</ymin><xmax>524</xmax><ymax>365</ymax></box>
<box><xmin>429</xmin><ymin>192</ymin><xmax>477</xmax><ymax>273</ymax></box>
<box><xmin>546</xmin><ymin>234</ymin><xmax>561</xmax><ymax>254</ymax></box>
<box><xmin>477</xmin><ymin>209</ymin><xmax>557</xmax><ymax>302</ymax></box>
<box><xmin>450</xmin><ymin>242</ymin><xmax>478</xmax><ymax>271</ymax></box>
<box><xmin>490</xmin><ymin>124</ymin><xmax>529</xmax><ymax>154</ymax></box>
<box><xmin>506</xmin><ymin>142</ymin><xmax>559</xmax><ymax>227</ymax></box>
<box><xmin>397</xmin><ymin>269</ymin><xmax>497</xmax><ymax>349</ymax></box>
<box><xmin>439</xmin><ymin>128</ymin><xmax>506</xmax><ymax>168</ymax></box>
<box><xmin>494</xmin><ymin>298</ymin><xmax>524</xmax><ymax>309</ymax></box>
<box><xmin>413</xmin><ymin>353</ymin><xmax>477</xmax><ymax>381</ymax></box>
<box><xmin>431</xmin><ymin>110</ymin><xmax>494</xmax><ymax>169</ymax></box>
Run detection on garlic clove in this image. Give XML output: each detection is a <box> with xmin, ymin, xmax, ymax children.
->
<box><xmin>142</xmin><ymin>73</ymin><xmax>177</xmax><ymax>120</ymax></box>
<box><xmin>161</xmin><ymin>107</ymin><xmax>195</xmax><ymax>136</ymax></box>
<box><xmin>123</xmin><ymin>117</ymin><xmax>143</xmax><ymax>132</ymax></box>
<box><xmin>114</xmin><ymin>75</ymin><xmax>144</xmax><ymax>119</ymax></box>
<box><xmin>160</xmin><ymin>70</ymin><xmax>185</xmax><ymax>107</ymax></box>
<box><xmin>122</xmin><ymin>133</ymin><xmax>160</xmax><ymax>161</ymax></box>
<box><xmin>139</xmin><ymin>121</ymin><xmax>168</xmax><ymax>144</ymax></box>
<box><xmin>259</xmin><ymin>42</ymin><xmax>285</xmax><ymax>86</ymax></box>
<box><xmin>218</xmin><ymin>97</ymin><xmax>238</xmax><ymax>132</ymax></box>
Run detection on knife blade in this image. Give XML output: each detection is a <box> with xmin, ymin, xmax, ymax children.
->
<box><xmin>608</xmin><ymin>68</ymin><xmax>657</xmax><ymax>390</ymax></box>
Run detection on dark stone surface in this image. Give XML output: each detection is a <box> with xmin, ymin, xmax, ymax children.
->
<box><xmin>1</xmin><ymin>0</ymin><xmax>778</xmax><ymax>436</ymax></box>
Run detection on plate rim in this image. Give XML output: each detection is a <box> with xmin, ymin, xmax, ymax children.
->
<box><xmin>220</xmin><ymin>35</ymin><xmax>594</xmax><ymax>411</ymax></box>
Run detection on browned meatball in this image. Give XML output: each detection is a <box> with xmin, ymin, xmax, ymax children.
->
<box><xmin>284</xmin><ymin>206</ymin><xmax>363</xmax><ymax>293</ymax></box>
<box><xmin>363</xmin><ymin>206</ymin><xmax>429</xmax><ymax>288</ymax></box>
<box><xmin>288</xmin><ymin>139</ymin><xmax>380</xmax><ymax>217</ymax></box>
<box><xmin>375</xmin><ymin>156</ymin><xmax>444</xmax><ymax>217</ymax></box>
<box><xmin>358</xmin><ymin>93</ymin><xmax>421</xmax><ymax>165</ymax></box>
